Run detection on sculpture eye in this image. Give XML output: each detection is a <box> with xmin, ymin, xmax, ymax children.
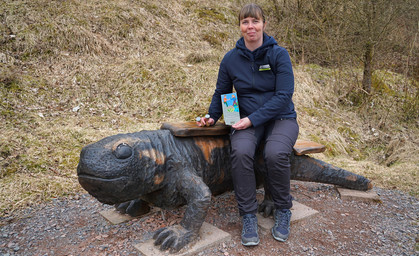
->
<box><xmin>114</xmin><ymin>143</ymin><xmax>132</xmax><ymax>159</ymax></box>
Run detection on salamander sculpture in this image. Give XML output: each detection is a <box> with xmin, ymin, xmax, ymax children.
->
<box><xmin>77</xmin><ymin>122</ymin><xmax>372</xmax><ymax>253</ymax></box>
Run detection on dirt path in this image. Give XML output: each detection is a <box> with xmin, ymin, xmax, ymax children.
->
<box><xmin>1</xmin><ymin>181</ymin><xmax>417</xmax><ymax>256</ymax></box>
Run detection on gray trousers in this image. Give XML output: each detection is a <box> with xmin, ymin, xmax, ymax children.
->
<box><xmin>230</xmin><ymin>119</ymin><xmax>299</xmax><ymax>216</ymax></box>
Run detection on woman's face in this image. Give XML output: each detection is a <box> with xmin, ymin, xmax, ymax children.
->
<box><xmin>240</xmin><ymin>16</ymin><xmax>265</xmax><ymax>45</ymax></box>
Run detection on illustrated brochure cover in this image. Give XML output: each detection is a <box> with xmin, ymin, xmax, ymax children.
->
<box><xmin>221</xmin><ymin>93</ymin><xmax>240</xmax><ymax>125</ymax></box>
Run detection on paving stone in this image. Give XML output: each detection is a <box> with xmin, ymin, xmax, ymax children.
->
<box><xmin>134</xmin><ymin>222</ymin><xmax>231</xmax><ymax>256</ymax></box>
<box><xmin>100</xmin><ymin>209</ymin><xmax>136</xmax><ymax>225</ymax></box>
<box><xmin>337</xmin><ymin>187</ymin><xmax>381</xmax><ymax>203</ymax></box>
<box><xmin>100</xmin><ymin>207</ymin><xmax>161</xmax><ymax>225</ymax></box>
<box><xmin>257</xmin><ymin>201</ymin><xmax>319</xmax><ymax>232</ymax></box>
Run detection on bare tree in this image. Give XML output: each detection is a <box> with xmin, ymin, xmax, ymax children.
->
<box><xmin>345</xmin><ymin>0</ymin><xmax>404</xmax><ymax>94</ymax></box>
<box><xmin>267</xmin><ymin>0</ymin><xmax>417</xmax><ymax>97</ymax></box>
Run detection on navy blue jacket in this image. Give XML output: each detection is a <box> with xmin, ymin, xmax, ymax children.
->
<box><xmin>208</xmin><ymin>34</ymin><xmax>296</xmax><ymax>128</ymax></box>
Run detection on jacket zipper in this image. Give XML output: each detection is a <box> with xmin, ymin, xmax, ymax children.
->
<box><xmin>251</xmin><ymin>61</ymin><xmax>255</xmax><ymax>88</ymax></box>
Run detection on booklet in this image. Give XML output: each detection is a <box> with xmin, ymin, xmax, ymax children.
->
<box><xmin>221</xmin><ymin>93</ymin><xmax>240</xmax><ymax>125</ymax></box>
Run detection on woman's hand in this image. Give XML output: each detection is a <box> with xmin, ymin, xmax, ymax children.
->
<box><xmin>232</xmin><ymin>117</ymin><xmax>252</xmax><ymax>130</ymax></box>
<box><xmin>196</xmin><ymin>117</ymin><xmax>215</xmax><ymax>127</ymax></box>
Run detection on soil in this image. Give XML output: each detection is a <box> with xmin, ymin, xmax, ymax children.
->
<box><xmin>0</xmin><ymin>181</ymin><xmax>417</xmax><ymax>256</ymax></box>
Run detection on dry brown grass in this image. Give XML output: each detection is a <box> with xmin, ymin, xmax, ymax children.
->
<box><xmin>294</xmin><ymin>65</ymin><xmax>418</xmax><ymax>194</ymax></box>
<box><xmin>1</xmin><ymin>0</ymin><xmax>417</xmax><ymax>217</ymax></box>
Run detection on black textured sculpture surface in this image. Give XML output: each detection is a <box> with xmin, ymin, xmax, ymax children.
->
<box><xmin>77</xmin><ymin>127</ymin><xmax>371</xmax><ymax>253</ymax></box>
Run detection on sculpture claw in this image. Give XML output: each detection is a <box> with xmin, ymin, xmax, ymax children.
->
<box><xmin>258</xmin><ymin>199</ymin><xmax>275</xmax><ymax>217</ymax></box>
<box><xmin>153</xmin><ymin>225</ymin><xmax>194</xmax><ymax>253</ymax></box>
<box><xmin>114</xmin><ymin>199</ymin><xmax>150</xmax><ymax>217</ymax></box>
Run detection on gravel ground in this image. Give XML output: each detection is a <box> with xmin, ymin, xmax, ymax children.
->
<box><xmin>0</xmin><ymin>181</ymin><xmax>418</xmax><ymax>256</ymax></box>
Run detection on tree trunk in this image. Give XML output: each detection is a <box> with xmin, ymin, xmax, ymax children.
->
<box><xmin>272</xmin><ymin>0</ymin><xmax>282</xmax><ymax>23</ymax></box>
<box><xmin>362</xmin><ymin>41</ymin><xmax>374</xmax><ymax>93</ymax></box>
<box><xmin>362</xmin><ymin>0</ymin><xmax>377</xmax><ymax>94</ymax></box>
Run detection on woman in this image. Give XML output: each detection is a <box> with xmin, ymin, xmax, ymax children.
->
<box><xmin>197</xmin><ymin>3</ymin><xmax>299</xmax><ymax>246</ymax></box>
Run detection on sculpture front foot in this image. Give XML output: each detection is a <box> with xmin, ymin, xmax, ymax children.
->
<box><xmin>115</xmin><ymin>199</ymin><xmax>150</xmax><ymax>217</ymax></box>
<box><xmin>258</xmin><ymin>199</ymin><xmax>275</xmax><ymax>217</ymax></box>
<box><xmin>153</xmin><ymin>225</ymin><xmax>195</xmax><ymax>253</ymax></box>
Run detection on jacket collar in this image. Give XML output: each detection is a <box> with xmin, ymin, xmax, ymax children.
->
<box><xmin>236</xmin><ymin>33</ymin><xmax>277</xmax><ymax>60</ymax></box>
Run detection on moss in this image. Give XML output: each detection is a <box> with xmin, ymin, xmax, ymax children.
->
<box><xmin>140</xmin><ymin>69</ymin><xmax>151</xmax><ymax>80</ymax></box>
<box><xmin>0</xmin><ymin>153</ymin><xmax>21</xmax><ymax>178</ymax></box>
<box><xmin>347</xmin><ymin>89</ymin><xmax>367</xmax><ymax>106</ymax></box>
<box><xmin>301</xmin><ymin>106</ymin><xmax>321</xmax><ymax>117</ymax></box>
<box><xmin>98</xmin><ymin>7</ymin><xmax>144</xmax><ymax>38</ymax></box>
<box><xmin>305</xmin><ymin>64</ymin><xmax>336</xmax><ymax>83</ymax></box>
<box><xmin>0</xmin><ymin>145</ymin><xmax>12</xmax><ymax>159</ymax></box>
<box><xmin>336</xmin><ymin>126</ymin><xmax>366</xmax><ymax>159</ymax></box>
<box><xmin>1</xmin><ymin>78</ymin><xmax>21</xmax><ymax>91</ymax></box>
<box><xmin>308</xmin><ymin>134</ymin><xmax>339</xmax><ymax>157</ymax></box>
<box><xmin>0</xmin><ymin>108</ymin><xmax>16</xmax><ymax>119</ymax></box>
<box><xmin>0</xmin><ymin>143</ymin><xmax>19</xmax><ymax>178</ymax></box>
<box><xmin>372</xmin><ymin>73</ymin><xmax>395</xmax><ymax>96</ymax></box>
<box><xmin>21</xmin><ymin>158</ymin><xmax>49</xmax><ymax>173</ymax></box>
<box><xmin>337</xmin><ymin>126</ymin><xmax>360</xmax><ymax>141</ymax></box>
<box><xmin>186</xmin><ymin>52</ymin><xmax>207</xmax><ymax>63</ymax></box>
<box><xmin>0</xmin><ymin>66</ymin><xmax>21</xmax><ymax>91</ymax></box>
<box><xmin>202</xmin><ymin>31</ymin><xmax>229</xmax><ymax>47</ymax></box>
<box><xmin>196</xmin><ymin>7</ymin><xmax>227</xmax><ymax>23</ymax></box>
<box><xmin>345</xmin><ymin>144</ymin><xmax>364</xmax><ymax>160</ymax></box>
<box><xmin>401</xmin><ymin>91</ymin><xmax>419</xmax><ymax>122</ymax></box>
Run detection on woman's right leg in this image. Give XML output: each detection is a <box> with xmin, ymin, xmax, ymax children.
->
<box><xmin>230</xmin><ymin>127</ymin><xmax>262</xmax><ymax>216</ymax></box>
<box><xmin>231</xmin><ymin>127</ymin><xmax>264</xmax><ymax>246</ymax></box>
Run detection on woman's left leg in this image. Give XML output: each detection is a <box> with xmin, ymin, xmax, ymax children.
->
<box><xmin>264</xmin><ymin>119</ymin><xmax>299</xmax><ymax>242</ymax></box>
<box><xmin>263</xmin><ymin>119</ymin><xmax>299</xmax><ymax>209</ymax></box>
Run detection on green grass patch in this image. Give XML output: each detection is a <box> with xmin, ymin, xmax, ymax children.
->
<box><xmin>195</xmin><ymin>7</ymin><xmax>228</xmax><ymax>24</ymax></box>
<box><xmin>202</xmin><ymin>31</ymin><xmax>230</xmax><ymax>47</ymax></box>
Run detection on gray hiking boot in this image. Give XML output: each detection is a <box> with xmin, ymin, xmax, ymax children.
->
<box><xmin>272</xmin><ymin>208</ymin><xmax>292</xmax><ymax>242</ymax></box>
<box><xmin>241</xmin><ymin>213</ymin><xmax>260</xmax><ymax>246</ymax></box>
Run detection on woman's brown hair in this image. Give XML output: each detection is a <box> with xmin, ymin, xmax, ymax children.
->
<box><xmin>238</xmin><ymin>3</ymin><xmax>265</xmax><ymax>25</ymax></box>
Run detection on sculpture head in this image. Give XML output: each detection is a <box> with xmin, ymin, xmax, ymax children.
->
<box><xmin>77</xmin><ymin>131</ymin><xmax>167</xmax><ymax>205</ymax></box>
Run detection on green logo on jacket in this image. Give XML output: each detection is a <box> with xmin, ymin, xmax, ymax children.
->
<box><xmin>259</xmin><ymin>64</ymin><xmax>271</xmax><ymax>71</ymax></box>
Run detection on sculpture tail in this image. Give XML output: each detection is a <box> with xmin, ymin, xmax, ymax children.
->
<box><xmin>290</xmin><ymin>155</ymin><xmax>373</xmax><ymax>191</ymax></box>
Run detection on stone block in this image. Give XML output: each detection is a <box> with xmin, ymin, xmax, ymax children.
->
<box><xmin>134</xmin><ymin>222</ymin><xmax>231</xmax><ymax>256</ymax></box>
<box><xmin>100</xmin><ymin>209</ymin><xmax>136</xmax><ymax>225</ymax></box>
<box><xmin>337</xmin><ymin>187</ymin><xmax>381</xmax><ymax>203</ymax></box>
<box><xmin>100</xmin><ymin>207</ymin><xmax>160</xmax><ymax>225</ymax></box>
<box><xmin>257</xmin><ymin>201</ymin><xmax>319</xmax><ymax>232</ymax></box>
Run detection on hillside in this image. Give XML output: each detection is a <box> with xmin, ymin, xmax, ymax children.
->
<box><xmin>0</xmin><ymin>0</ymin><xmax>418</xmax><ymax>217</ymax></box>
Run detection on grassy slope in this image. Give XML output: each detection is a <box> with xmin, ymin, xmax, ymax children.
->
<box><xmin>0</xmin><ymin>0</ymin><xmax>417</xmax><ymax>217</ymax></box>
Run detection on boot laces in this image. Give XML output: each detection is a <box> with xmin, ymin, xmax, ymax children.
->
<box><xmin>275</xmin><ymin>210</ymin><xmax>291</xmax><ymax>228</ymax></box>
